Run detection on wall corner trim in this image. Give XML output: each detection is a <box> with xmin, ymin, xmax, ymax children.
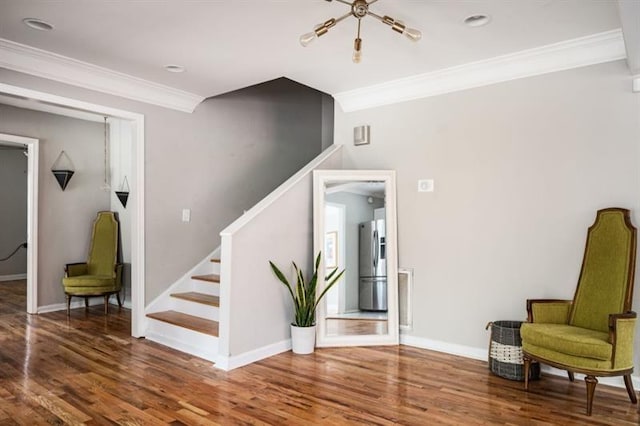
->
<box><xmin>0</xmin><ymin>38</ymin><xmax>205</xmax><ymax>113</ymax></box>
<box><xmin>334</xmin><ymin>29</ymin><xmax>627</xmax><ymax>112</ymax></box>
<box><xmin>633</xmin><ymin>75</ymin><xmax>640</xmax><ymax>93</ymax></box>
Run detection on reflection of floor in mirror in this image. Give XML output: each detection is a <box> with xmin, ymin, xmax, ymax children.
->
<box><xmin>326</xmin><ymin>311</ymin><xmax>388</xmax><ymax>321</ymax></box>
<box><xmin>326</xmin><ymin>318</ymin><xmax>388</xmax><ymax>336</ymax></box>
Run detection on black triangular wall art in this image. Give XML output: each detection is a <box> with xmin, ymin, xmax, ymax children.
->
<box><xmin>52</xmin><ymin>170</ymin><xmax>74</xmax><ymax>191</ymax></box>
<box><xmin>115</xmin><ymin>191</ymin><xmax>129</xmax><ymax>208</ymax></box>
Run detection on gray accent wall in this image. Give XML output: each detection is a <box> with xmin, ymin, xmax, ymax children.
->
<box><xmin>0</xmin><ymin>105</ymin><xmax>110</xmax><ymax>305</ymax></box>
<box><xmin>334</xmin><ymin>60</ymin><xmax>640</xmax><ymax>368</ymax></box>
<box><xmin>0</xmin><ymin>70</ymin><xmax>331</xmax><ymax>305</ymax></box>
<box><xmin>0</xmin><ymin>148</ymin><xmax>27</xmax><ymax>276</ymax></box>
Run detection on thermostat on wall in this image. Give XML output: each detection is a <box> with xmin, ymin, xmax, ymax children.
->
<box><xmin>354</xmin><ymin>125</ymin><xmax>370</xmax><ymax>146</ymax></box>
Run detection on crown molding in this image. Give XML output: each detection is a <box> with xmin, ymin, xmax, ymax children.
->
<box><xmin>334</xmin><ymin>29</ymin><xmax>627</xmax><ymax>112</ymax></box>
<box><xmin>0</xmin><ymin>38</ymin><xmax>205</xmax><ymax>113</ymax></box>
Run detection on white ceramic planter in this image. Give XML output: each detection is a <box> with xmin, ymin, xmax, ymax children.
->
<box><xmin>290</xmin><ymin>324</ymin><xmax>316</xmax><ymax>354</ymax></box>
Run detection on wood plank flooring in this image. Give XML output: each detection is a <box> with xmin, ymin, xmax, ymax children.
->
<box><xmin>0</xmin><ymin>279</ymin><xmax>638</xmax><ymax>424</ymax></box>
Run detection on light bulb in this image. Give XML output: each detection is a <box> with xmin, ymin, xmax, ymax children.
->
<box><xmin>352</xmin><ymin>49</ymin><xmax>362</xmax><ymax>64</ymax></box>
<box><xmin>352</xmin><ymin>38</ymin><xmax>362</xmax><ymax>64</ymax></box>
<box><xmin>403</xmin><ymin>27</ymin><xmax>422</xmax><ymax>42</ymax></box>
<box><xmin>300</xmin><ymin>31</ymin><xmax>317</xmax><ymax>47</ymax></box>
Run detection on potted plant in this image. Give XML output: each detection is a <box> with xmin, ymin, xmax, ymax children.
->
<box><xmin>270</xmin><ymin>252</ymin><xmax>345</xmax><ymax>354</ymax></box>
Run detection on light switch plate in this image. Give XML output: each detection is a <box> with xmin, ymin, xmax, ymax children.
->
<box><xmin>418</xmin><ymin>179</ymin><xmax>434</xmax><ymax>192</ymax></box>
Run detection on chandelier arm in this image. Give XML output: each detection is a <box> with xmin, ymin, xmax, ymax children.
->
<box><xmin>366</xmin><ymin>10</ymin><xmax>385</xmax><ymax>23</ymax></box>
<box><xmin>367</xmin><ymin>11</ymin><xmax>403</xmax><ymax>31</ymax></box>
<box><xmin>333</xmin><ymin>11</ymin><xmax>354</xmax><ymax>25</ymax></box>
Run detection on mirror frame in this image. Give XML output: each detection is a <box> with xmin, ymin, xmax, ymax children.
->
<box><xmin>313</xmin><ymin>169</ymin><xmax>399</xmax><ymax>347</ymax></box>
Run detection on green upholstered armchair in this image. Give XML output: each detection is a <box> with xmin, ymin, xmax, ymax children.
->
<box><xmin>62</xmin><ymin>211</ymin><xmax>123</xmax><ymax>315</ymax></box>
<box><xmin>521</xmin><ymin>208</ymin><xmax>637</xmax><ymax>415</ymax></box>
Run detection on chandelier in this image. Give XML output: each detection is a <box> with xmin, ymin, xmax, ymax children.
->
<box><xmin>300</xmin><ymin>0</ymin><xmax>422</xmax><ymax>63</ymax></box>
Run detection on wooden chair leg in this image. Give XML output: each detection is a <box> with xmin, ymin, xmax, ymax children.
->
<box><xmin>66</xmin><ymin>295</ymin><xmax>71</xmax><ymax>316</ymax></box>
<box><xmin>116</xmin><ymin>291</ymin><xmax>123</xmax><ymax>308</ymax></box>
<box><xmin>585</xmin><ymin>375</ymin><xmax>598</xmax><ymax>416</ymax></box>
<box><xmin>567</xmin><ymin>371</ymin><xmax>575</xmax><ymax>382</ymax></box>
<box><xmin>104</xmin><ymin>295</ymin><xmax>109</xmax><ymax>315</ymax></box>
<box><xmin>84</xmin><ymin>297</ymin><xmax>89</xmax><ymax>310</ymax></box>
<box><xmin>523</xmin><ymin>356</ymin><xmax>531</xmax><ymax>391</ymax></box>
<box><xmin>624</xmin><ymin>374</ymin><xmax>637</xmax><ymax>404</ymax></box>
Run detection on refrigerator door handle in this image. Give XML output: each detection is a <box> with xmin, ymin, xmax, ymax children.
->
<box><xmin>373</xmin><ymin>229</ymin><xmax>379</xmax><ymax>269</ymax></box>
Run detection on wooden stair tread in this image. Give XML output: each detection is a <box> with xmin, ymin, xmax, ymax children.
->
<box><xmin>147</xmin><ymin>311</ymin><xmax>219</xmax><ymax>336</ymax></box>
<box><xmin>210</xmin><ymin>258</ymin><xmax>221</xmax><ymax>263</ymax></box>
<box><xmin>191</xmin><ymin>274</ymin><xmax>220</xmax><ymax>283</ymax></box>
<box><xmin>171</xmin><ymin>292</ymin><xmax>220</xmax><ymax>307</ymax></box>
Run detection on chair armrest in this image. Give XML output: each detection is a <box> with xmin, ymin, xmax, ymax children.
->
<box><xmin>65</xmin><ymin>263</ymin><xmax>88</xmax><ymax>277</ymax></box>
<box><xmin>526</xmin><ymin>299</ymin><xmax>572</xmax><ymax>323</ymax></box>
<box><xmin>609</xmin><ymin>311</ymin><xmax>636</xmax><ymax>369</ymax></box>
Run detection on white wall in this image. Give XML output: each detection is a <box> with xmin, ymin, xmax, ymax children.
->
<box><xmin>0</xmin><ymin>70</ymin><xmax>331</xmax><ymax>305</ymax></box>
<box><xmin>334</xmin><ymin>60</ymin><xmax>640</xmax><ymax>369</ymax></box>
<box><xmin>225</xmin><ymin>149</ymin><xmax>343</xmax><ymax>358</ymax></box>
<box><xmin>0</xmin><ymin>148</ymin><xmax>27</xmax><ymax>276</ymax></box>
<box><xmin>0</xmin><ymin>104</ymin><xmax>110</xmax><ymax>306</ymax></box>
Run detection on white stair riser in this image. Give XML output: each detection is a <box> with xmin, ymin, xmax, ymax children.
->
<box><xmin>171</xmin><ymin>297</ymin><xmax>219</xmax><ymax>321</ymax></box>
<box><xmin>192</xmin><ymin>280</ymin><xmax>220</xmax><ymax>296</ymax></box>
<box><xmin>146</xmin><ymin>318</ymin><xmax>219</xmax><ymax>363</ymax></box>
<box><xmin>210</xmin><ymin>262</ymin><xmax>221</xmax><ymax>275</ymax></box>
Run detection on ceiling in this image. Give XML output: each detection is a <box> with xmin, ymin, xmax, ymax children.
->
<box><xmin>0</xmin><ymin>0</ymin><xmax>627</xmax><ymax>100</ymax></box>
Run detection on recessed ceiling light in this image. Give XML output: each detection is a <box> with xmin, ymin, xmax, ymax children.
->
<box><xmin>22</xmin><ymin>18</ymin><xmax>54</xmax><ymax>31</ymax></box>
<box><xmin>164</xmin><ymin>64</ymin><xmax>186</xmax><ymax>73</ymax></box>
<box><xmin>464</xmin><ymin>14</ymin><xmax>491</xmax><ymax>28</ymax></box>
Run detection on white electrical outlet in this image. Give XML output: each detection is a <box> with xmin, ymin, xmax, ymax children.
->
<box><xmin>182</xmin><ymin>209</ymin><xmax>191</xmax><ymax>222</ymax></box>
<box><xmin>418</xmin><ymin>179</ymin><xmax>434</xmax><ymax>192</ymax></box>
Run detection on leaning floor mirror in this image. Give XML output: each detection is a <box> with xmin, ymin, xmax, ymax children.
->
<box><xmin>313</xmin><ymin>170</ymin><xmax>399</xmax><ymax>347</ymax></box>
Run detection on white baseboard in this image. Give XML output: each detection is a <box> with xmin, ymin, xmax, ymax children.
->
<box><xmin>0</xmin><ymin>273</ymin><xmax>27</xmax><ymax>282</ymax></box>
<box><xmin>215</xmin><ymin>339</ymin><xmax>292</xmax><ymax>371</ymax></box>
<box><xmin>400</xmin><ymin>334</ymin><xmax>487</xmax><ymax>361</ymax></box>
<box><xmin>38</xmin><ymin>297</ymin><xmax>104</xmax><ymax>314</ymax></box>
<box><xmin>399</xmin><ymin>333</ymin><xmax>640</xmax><ymax>390</ymax></box>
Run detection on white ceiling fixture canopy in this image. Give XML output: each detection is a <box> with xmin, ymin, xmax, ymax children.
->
<box><xmin>300</xmin><ymin>0</ymin><xmax>422</xmax><ymax>64</ymax></box>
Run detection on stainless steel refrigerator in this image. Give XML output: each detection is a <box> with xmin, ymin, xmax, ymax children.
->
<box><xmin>359</xmin><ymin>219</ymin><xmax>387</xmax><ymax>311</ymax></box>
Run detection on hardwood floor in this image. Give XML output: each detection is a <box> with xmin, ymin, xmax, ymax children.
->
<box><xmin>0</xmin><ymin>280</ymin><xmax>638</xmax><ymax>425</ymax></box>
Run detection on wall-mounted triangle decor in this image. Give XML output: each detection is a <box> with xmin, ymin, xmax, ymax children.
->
<box><xmin>115</xmin><ymin>176</ymin><xmax>129</xmax><ymax>208</ymax></box>
<box><xmin>51</xmin><ymin>150</ymin><xmax>75</xmax><ymax>191</ymax></box>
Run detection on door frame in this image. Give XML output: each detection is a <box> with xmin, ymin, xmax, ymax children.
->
<box><xmin>0</xmin><ymin>82</ymin><xmax>146</xmax><ymax>337</ymax></box>
<box><xmin>0</xmin><ymin>133</ymin><xmax>38</xmax><ymax>314</ymax></box>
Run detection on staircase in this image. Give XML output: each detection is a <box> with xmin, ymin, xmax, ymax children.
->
<box><xmin>145</xmin><ymin>256</ymin><xmax>221</xmax><ymax>363</ymax></box>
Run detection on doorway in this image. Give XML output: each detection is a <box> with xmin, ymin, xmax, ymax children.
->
<box><xmin>0</xmin><ymin>82</ymin><xmax>146</xmax><ymax>337</ymax></box>
<box><xmin>0</xmin><ymin>133</ymin><xmax>38</xmax><ymax>314</ymax></box>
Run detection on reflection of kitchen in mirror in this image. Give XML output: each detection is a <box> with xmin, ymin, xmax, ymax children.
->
<box><xmin>324</xmin><ymin>181</ymin><xmax>388</xmax><ymax>336</ymax></box>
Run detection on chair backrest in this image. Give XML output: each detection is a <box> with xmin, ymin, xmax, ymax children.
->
<box><xmin>569</xmin><ymin>208</ymin><xmax>636</xmax><ymax>332</ymax></box>
<box><xmin>87</xmin><ymin>211</ymin><xmax>119</xmax><ymax>276</ymax></box>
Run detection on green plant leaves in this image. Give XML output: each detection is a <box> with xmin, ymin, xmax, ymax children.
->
<box><xmin>269</xmin><ymin>252</ymin><xmax>345</xmax><ymax>327</ymax></box>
